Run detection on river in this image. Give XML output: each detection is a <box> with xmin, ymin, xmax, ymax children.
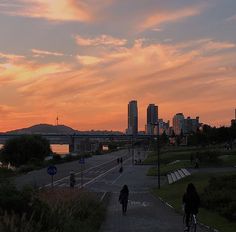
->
<box><xmin>0</xmin><ymin>144</ymin><xmax>69</xmax><ymax>155</ymax></box>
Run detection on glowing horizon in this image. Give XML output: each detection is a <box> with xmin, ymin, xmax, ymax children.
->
<box><xmin>0</xmin><ymin>0</ymin><xmax>236</xmax><ymax>132</ymax></box>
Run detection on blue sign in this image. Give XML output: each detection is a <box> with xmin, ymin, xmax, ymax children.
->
<box><xmin>79</xmin><ymin>157</ymin><xmax>85</xmax><ymax>164</ymax></box>
<box><xmin>47</xmin><ymin>165</ymin><xmax>57</xmax><ymax>176</ymax></box>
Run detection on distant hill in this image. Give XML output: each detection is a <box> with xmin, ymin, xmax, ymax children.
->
<box><xmin>6</xmin><ymin>124</ymin><xmax>77</xmax><ymax>134</ymax></box>
<box><xmin>5</xmin><ymin>124</ymin><xmax>124</xmax><ymax>135</ymax></box>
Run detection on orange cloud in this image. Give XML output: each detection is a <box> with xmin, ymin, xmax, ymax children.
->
<box><xmin>31</xmin><ymin>49</ymin><xmax>64</xmax><ymax>57</ymax></box>
<box><xmin>0</xmin><ymin>38</ymin><xmax>236</xmax><ymax>132</ymax></box>
<box><xmin>75</xmin><ymin>34</ymin><xmax>127</xmax><ymax>46</ymax></box>
<box><xmin>139</xmin><ymin>5</ymin><xmax>205</xmax><ymax>30</ymax></box>
<box><xmin>76</xmin><ymin>55</ymin><xmax>104</xmax><ymax>65</ymax></box>
<box><xmin>3</xmin><ymin>0</ymin><xmax>92</xmax><ymax>22</ymax></box>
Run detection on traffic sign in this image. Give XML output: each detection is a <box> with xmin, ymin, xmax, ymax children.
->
<box><xmin>47</xmin><ymin>165</ymin><xmax>57</xmax><ymax>176</ymax></box>
<box><xmin>79</xmin><ymin>157</ymin><xmax>85</xmax><ymax>164</ymax></box>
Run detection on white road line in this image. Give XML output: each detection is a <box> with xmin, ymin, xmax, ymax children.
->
<box><xmin>44</xmin><ymin>152</ymin><xmax>128</xmax><ymax>187</ymax></box>
<box><xmin>84</xmin><ymin>157</ymin><xmax>132</xmax><ymax>187</ymax></box>
<box><xmin>83</xmin><ymin>166</ymin><xmax>118</xmax><ymax>187</ymax></box>
<box><xmin>111</xmin><ymin>158</ymin><xmax>131</xmax><ymax>185</ymax></box>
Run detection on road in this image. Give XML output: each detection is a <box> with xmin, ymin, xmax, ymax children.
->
<box><xmin>13</xmin><ymin>149</ymin><xmax>133</xmax><ymax>189</ymax></box>
<box><xmin>13</xmin><ymin>148</ymin><xmax>147</xmax><ymax>189</ymax></box>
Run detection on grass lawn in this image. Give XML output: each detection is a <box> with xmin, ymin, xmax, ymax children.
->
<box><xmin>147</xmin><ymin>160</ymin><xmax>191</xmax><ymax>176</ymax></box>
<box><xmin>219</xmin><ymin>152</ymin><xmax>236</xmax><ymax>166</ymax></box>
<box><xmin>152</xmin><ymin>172</ymin><xmax>236</xmax><ymax>232</ymax></box>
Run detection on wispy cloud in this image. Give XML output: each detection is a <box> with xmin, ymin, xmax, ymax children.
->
<box><xmin>139</xmin><ymin>5</ymin><xmax>205</xmax><ymax>31</ymax></box>
<box><xmin>76</xmin><ymin>55</ymin><xmax>103</xmax><ymax>65</ymax></box>
<box><xmin>2</xmin><ymin>0</ymin><xmax>93</xmax><ymax>22</ymax></box>
<box><xmin>226</xmin><ymin>14</ymin><xmax>236</xmax><ymax>22</ymax></box>
<box><xmin>31</xmin><ymin>49</ymin><xmax>64</xmax><ymax>57</ymax></box>
<box><xmin>75</xmin><ymin>34</ymin><xmax>127</xmax><ymax>47</ymax></box>
<box><xmin>0</xmin><ymin>52</ymin><xmax>25</xmax><ymax>61</ymax></box>
<box><xmin>0</xmin><ymin>38</ymin><xmax>236</xmax><ymax>131</ymax></box>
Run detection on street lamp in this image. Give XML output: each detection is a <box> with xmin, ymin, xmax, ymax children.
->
<box><xmin>151</xmin><ymin>122</ymin><xmax>161</xmax><ymax>189</ymax></box>
<box><xmin>156</xmin><ymin>122</ymin><xmax>160</xmax><ymax>189</ymax></box>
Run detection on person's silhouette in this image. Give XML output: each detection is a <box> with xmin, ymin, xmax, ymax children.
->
<box><xmin>119</xmin><ymin>185</ymin><xmax>129</xmax><ymax>215</ymax></box>
<box><xmin>182</xmin><ymin>183</ymin><xmax>200</xmax><ymax>231</ymax></box>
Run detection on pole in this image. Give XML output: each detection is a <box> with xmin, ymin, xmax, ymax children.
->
<box><xmin>157</xmin><ymin>122</ymin><xmax>161</xmax><ymax>189</ymax></box>
<box><xmin>51</xmin><ymin>175</ymin><xmax>54</xmax><ymax>188</ymax></box>
<box><xmin>132</xmin><ymin>136</ymin><xmax>134</xmax><ymax>165</ymax></box>
<box><xmin>81</xmin><ymin>164</ymin><xmax>83</xmax><ymax>188</ymax></box>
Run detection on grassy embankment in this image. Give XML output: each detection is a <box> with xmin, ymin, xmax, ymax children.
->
<box><xmin>151</xmin><ymin>172</ymin><xmax>236</xmax><ymax>232</ymax></box>
<box><xmin>0</xmin><ymin>181</ymin><xmax>106</xmax><ymax>232</ymax></box>
<box><xmin>145</xmin><ymin>148</ymin><xmax>236</xmax><ymax>176</ymax></box>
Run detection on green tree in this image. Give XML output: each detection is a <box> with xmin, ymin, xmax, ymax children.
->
<box><xmin>160</xmin><ymin>131</ymin><xmax>169</xmax><ymax>145</ymax></box>
<box><xmin>0</xmin><ymin>135</ymin><xmax>51</xmax><ymax>167</ymax></box>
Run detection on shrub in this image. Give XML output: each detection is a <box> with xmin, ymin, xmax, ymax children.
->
<box><xmin>201</xmin><ymin>174</ymin><xmax>236</xmax><ymax>221</ymax></box>
<box><xmin>0</xmin><ymin>183</ymin><xmax>105</xmax><ymax>232</ymax></box>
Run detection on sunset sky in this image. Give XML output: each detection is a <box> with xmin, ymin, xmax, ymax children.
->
<box><xmin>0</xmin><ymin>0</ymin><xmax>236</xmax><ymax>132</ymax></box>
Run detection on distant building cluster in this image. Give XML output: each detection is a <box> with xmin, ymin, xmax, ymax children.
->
<box><xmin>173</xmin><ymin>113</ymin><xmax>200</xmax><ymax>135</ymax></box>
<box><xmin>126</xmin><ymin>100</ymin><xmax>200</xmax><ymax>136</ymax></box>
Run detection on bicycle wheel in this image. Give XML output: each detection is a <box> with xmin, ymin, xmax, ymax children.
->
<box><xmin>189</xmin><ymin>215</ymin><xmax>197</xmax><ymax>232</ymax></box>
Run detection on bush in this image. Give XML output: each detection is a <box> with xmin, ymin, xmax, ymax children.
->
<box><xmin>190</xmin><ymin>150</ymin><xmax>221</xmax><ymax>165</ymax></box>
<box><xmin>201</xmin><ymin>174</ymin><xmax>236</xmax><ymax>221</ymax></box>
<box><xmin>0</xmin><ymin>182</ymin><xmax>105</xmax><ymax>232</ymax></box>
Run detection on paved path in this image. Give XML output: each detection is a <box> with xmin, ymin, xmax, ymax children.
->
<box><xmin>98</xmin><ymin>161</ymin><xmax>209</xmax><ymax>232</ymax></box>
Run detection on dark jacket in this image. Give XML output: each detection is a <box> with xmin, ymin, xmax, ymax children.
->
<box><xmin>183</xmin><ymin>192</ymin><xmax>200</xmax><ymax>214</ymax></box>
<box><xmin>119</xmin><ymin>187</ymin><xmax>129</xmax><ymax>204</ymax></box>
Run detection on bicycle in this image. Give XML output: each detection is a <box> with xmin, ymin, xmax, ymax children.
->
<box><xmin>183</xmin><ymin>213</ymin><xmax>197</xmax><ymax>232</ymax></box>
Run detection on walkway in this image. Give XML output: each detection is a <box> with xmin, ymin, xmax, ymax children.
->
<box><xmin>99</xmin><ymin>163</ymin><xmax>209</xmax><ymax>232</ymax></box>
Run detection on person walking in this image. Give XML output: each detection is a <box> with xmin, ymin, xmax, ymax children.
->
<box><xmin>182</xmin><ymin>183</ymin><xmax>200</xmax><ymax>231</ymax></box>
<box><xmin>119</xmin><ymin>185</ymin><xmax>129</xmax><ymax>215</ymax></box>
<box><xmin>70</xmin><ymin>171</ymin><xmax>76</xmax><ymax>188</ymax></box>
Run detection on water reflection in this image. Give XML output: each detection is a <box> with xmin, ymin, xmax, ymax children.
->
<box><xmin>0</xmin><ymin>144</ymin><xmax>69</xmax><ymax>155</ymax></box>
<box><xmin>51</xmin><ymin>144</ymin><xmax>69</xmax><ymax>155</ymax></box>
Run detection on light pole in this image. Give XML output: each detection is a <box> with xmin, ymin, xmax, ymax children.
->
<box><xmin>151</xmin><ymin>122</ymin><xmax>161</xmax><ymax>189</ymax></box>
<box><xmin>156</xmin><ymin>122</ymin><xmax>160</xmax><ymax>189</ymax></box>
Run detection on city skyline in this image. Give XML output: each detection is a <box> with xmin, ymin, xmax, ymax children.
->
<box><xmin>0</xmin><ymin>0</ymin><xmax>236</xmax><ymax>132</ymax></box>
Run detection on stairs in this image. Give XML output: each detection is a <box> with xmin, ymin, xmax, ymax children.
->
<box><xmin>167</xmin><ymin>168</ymin><xmax>191</xmax><ymax>184</ymax></box>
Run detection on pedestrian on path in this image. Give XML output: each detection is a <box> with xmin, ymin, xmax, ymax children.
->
<box><xmin>70</xmin><ymin>171</ymin><xmax>76</xmax><ymax>188</ymax></box>
<box><xmin>182</xmin><ymin>183</ymin><xmax>200</xmax><ymax>231</ymax></box>
<box><xmin>119</xmin><ymin>185</ymin><xmax>129</xmax><ymax>215</ymax></box>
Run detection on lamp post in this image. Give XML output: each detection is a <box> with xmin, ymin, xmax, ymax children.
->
<box><xmin>151</xmin><ymin>122</ymin><xmax>161</xmax><ymax>189</ymax></box>
<box><xmin>156</xmin><ymin>122</ymin><xmax>160</xmax><ymax>189</ymax></box>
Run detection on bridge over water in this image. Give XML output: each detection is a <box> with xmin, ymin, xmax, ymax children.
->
<box><xmin>0</xmin><ymin>133</ymin><xmax>152</xmax><ymax>153</ymax></box>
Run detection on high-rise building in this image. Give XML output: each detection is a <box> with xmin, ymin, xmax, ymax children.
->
<box><xmin>127</xmin><ymin>100</ymin><xmax>138</xmax><ymax>135</ymax></box>
<box><xmin>184</xmin><ymin>116</ymin><xmax>200</xmax><ymax>134</ymax></box>
<box><xmin>173</xmin><ymin>113</ymin><xmax>200</xmax><ymax>135</ymax></box>
<box><xmin>158</xmin><ymin>119</ymin><xmax>170</xmax><ymax>135</ymax></box>
<box><xmin>173</xmin><ymin>113</ymin><xmax>185</xmax><ymax>135</ymax></box>
<box><xmin>146</xmin><ymin>104</ymin><xmax>158</xmax><ymax>135</ymax></box>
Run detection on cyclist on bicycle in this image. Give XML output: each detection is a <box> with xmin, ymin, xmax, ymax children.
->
<box><xmin>182</xmin><ymin>183</ymin><xmax>200</xmax><ymax>231</ymax></box>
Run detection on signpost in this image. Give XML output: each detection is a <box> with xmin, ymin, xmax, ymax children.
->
<box><xmin>79</xmin><ymin>157</ymin><xmax>85</xmax><ymax>188</ymax></box>
<box><xmin>47</xmin><ymin>165</ymin><xmax>57</xmax><ymax>187</ymax></box>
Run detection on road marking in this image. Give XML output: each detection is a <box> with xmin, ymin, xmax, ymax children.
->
<box><xmin>43</xmin><ymin>152</ymin><xmax>128</xmax><ymax>188</ymax></box>
<box><xmin>111</xmin><ymin>158</ymin><xmax>131</xmax><ymax>185</ymax></box>
<box><xmin>84</xmin><ymin>157</ymin><xmax>132</xmax><ymax>187</ymax></box>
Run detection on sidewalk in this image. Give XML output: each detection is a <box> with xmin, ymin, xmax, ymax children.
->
<box><xmin>100</xmin><ymin>165</ymin><xmax>209</xmax><ymax>232</ymax></box>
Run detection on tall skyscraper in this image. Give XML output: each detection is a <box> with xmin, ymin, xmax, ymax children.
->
<box><xmin>127</xmin><ymin>100</ymin><xmax>138</xmax><ymax>135</ymax></box>
<box><xmin>146</xmin><ymin>104</ymin><xmax>158</xmax><ymax>135</ymax></box>
<box><xmin>173</xmin><ymin>113</ymin><xmax>185</xmax><ymax>135</ymax></box>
